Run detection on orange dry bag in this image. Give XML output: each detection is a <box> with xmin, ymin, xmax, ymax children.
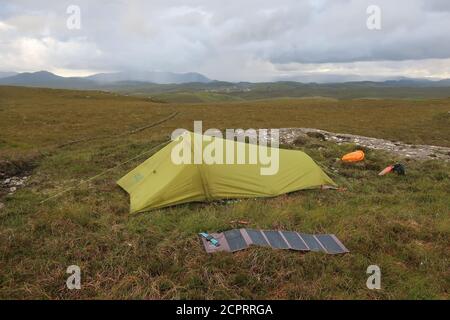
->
<box><xmin>341</xmin><ymin>150</ymin><xmax>365</xmax><ymax>163</ymax></box>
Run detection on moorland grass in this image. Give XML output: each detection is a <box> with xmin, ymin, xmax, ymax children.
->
<box><xmin>0</xmin><ymin>86</ymin><xmax>449</xmax><ymax>299</ymax></box>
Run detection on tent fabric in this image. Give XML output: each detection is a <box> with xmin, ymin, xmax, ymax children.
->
<box><xmin>117</xmin><ymin>131</ymin><xmax>336</xmax><ymax>213</ymax></box>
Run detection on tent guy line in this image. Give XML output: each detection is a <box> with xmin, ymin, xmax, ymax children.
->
<box><xmin>40</xmin><ymin>140</ymin><xmax>171</xmax><ymax>204</ymax></box>
<box><xmin>56</xmin><ymin>112</ymin><xmax>179</xmax><ymax>149</ymax></box>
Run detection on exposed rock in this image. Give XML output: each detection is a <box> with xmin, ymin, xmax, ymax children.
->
<box><xmin>278</xmin><ymin>128</ymin><xmax>450</xmax><ymax>161</ymax></box>
<box><xmin>1</xmin><ymin>175</ymin><xmax>29</xmax><ymax>197</ymax></box>
<box><xmin>292</xmin><ymin>135</ymin><xmax>309</xmax><ymax>146</ymax></box>
<box><xmin>233</xmin><ymin>127</ymin><xmax>450</xmax><ymax>161</ymax></box>
<box><xmin>1</xmin><ymin>159</ymin><xmax>35</xmax><ymax>198</ymax></box>
<box><xmin>306</xmin><ymin>131</ymin><xmax>326</xmax><ymax>140</ymax></box>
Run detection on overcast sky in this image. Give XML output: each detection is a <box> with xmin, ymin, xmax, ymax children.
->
<box><xmin>1</xmin><ymin>0</ymin><xmax>450</xmax><ymax>82</ymax></box>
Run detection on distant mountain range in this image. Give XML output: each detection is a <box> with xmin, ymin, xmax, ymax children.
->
<box><xmin>0</xmin><ymin>71</ymin><xmax>96</xmax><ymax>89</ymax></box>
<box><xmin>361</xmin><ymin>77</ymin><xmax>450</xmax><ymax>87</ymax></box>
<box><xmin>0</xmin><ymin>72</ymin><xmax>18</xmax><ymax>79</ymax></box>
<box><xmin>86</xmin><ymin>71</ymin><xmax>211</xmax><ymax>84</ymax></box>
<box><xmin>0</xmin><ymin>71</ymin><xmax>450</xmax><ymax>100</ymax></box>
<box><xmin>0</xmin><ymin>70</ymin><xmax>212</xmax><ymax>88</ymax></box>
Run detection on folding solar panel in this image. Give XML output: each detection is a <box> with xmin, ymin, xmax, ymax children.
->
<box><xmin>200</xmin><ymin>229</ymin><xmax>349</xmax><ymax>255</ymax></box>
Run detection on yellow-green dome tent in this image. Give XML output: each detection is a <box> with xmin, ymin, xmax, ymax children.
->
<box><xmin>118</xmin><ymin>131</ymin><xmax>336</xmax><ymax>213</ymax></box>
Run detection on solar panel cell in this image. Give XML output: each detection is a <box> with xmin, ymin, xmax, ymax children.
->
<box><xmin>245</xmin><ymin>229</ymin><xmax>270</xmax><ymax>246</ymax></box>
<box><xmin>298</xmin><ymin>234</ymin><xmax>324</xmax><ymax>252</ymax></box>
<box><xmin>263</xmin><ymin>231</ymin><xmax>290</xmax><ymax>249</ymax></box>
<box><xmin>281</xmin><ymin>231</ymin><xmax>309</xmax><ymax>251</ymax></box>
<box><xmin>223</xmin><ymin>229</ymin><xmax>248</xmax><ymax>252</ymax></box>
<box><xmin>315</xmin><ymin>234</ymin><xmax>348</xmax><ymax>254</ymax></box>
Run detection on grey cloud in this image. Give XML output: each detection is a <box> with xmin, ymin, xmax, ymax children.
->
<box><xmin>423</xmin><ymin>0</ymin><xmax>450</xmax><ymax>11</ymax></box>
<box><xmin>0</xmin><ymin>0</ymin><xmax>449</xmax><ymax>81</ymax></box>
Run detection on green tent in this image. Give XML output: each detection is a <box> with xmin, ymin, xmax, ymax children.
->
<box><xmin>118</xmin><ymin>131</ymin><xmax>336</xmax><ymax>213</ymax></box>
